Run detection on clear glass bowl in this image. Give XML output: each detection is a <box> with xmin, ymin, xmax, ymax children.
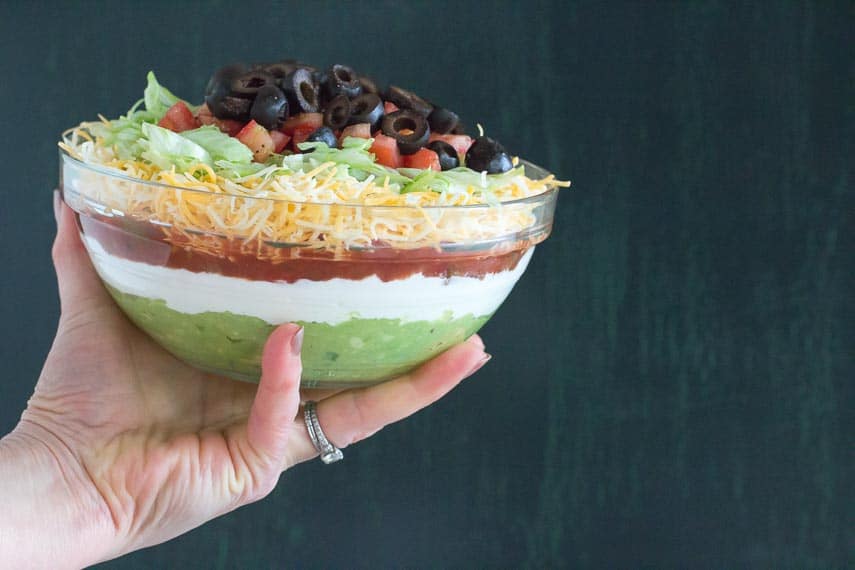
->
<box><xmin>59</xmin><ymin>148</ymin><xmax>559</xmax><ymax>387</ymax></box>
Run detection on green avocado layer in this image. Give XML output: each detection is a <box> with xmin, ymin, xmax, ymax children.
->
<box><xmin>107</xmin><ymin>286</ymin><xmax>490</xmax><ymax>387</ymax></box>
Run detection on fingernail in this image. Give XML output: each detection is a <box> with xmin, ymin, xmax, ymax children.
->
<box><xmin>464</xmin><ymin>353</ymin><xmax>491</xmax><ymax>379</ymax></box>
<box><xmin>467</xmin><ymin>334</ymin><xmax>485</xmax><ymax>350</ymax></box>
<box><xmin>53</xmin><ymin>189</ymin><xmax>61</xmax><ymax>226</ymax></box>
<box><xmin>290</xmin><ymin>326</ymin><xmax>304</xmax><ymax>356</ymax></box>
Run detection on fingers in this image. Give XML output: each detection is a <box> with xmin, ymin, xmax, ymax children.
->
<box><xmin>51</xmin><ymin>193</ymin><xmax>112</xmax><ymax>314</ymax></box>
<box><xmin>287</xmin><ymin>335</ymin><xmax>490</xmax><ymax>465</ymax></box>
<box><xmin>299</xmin><ymin>387</ymin><xmax>345</xmax><ymax>403</ymax></box>
<box><xmin>245</xmin><ymin>324</ymin><xmax>304</xmax><ymax>466</ymax></box>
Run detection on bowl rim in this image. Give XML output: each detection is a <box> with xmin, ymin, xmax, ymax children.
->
<box><xmin>60</xmin><ymin>129</ymin><xmax>560</xmax><ymax>211</ymax></box>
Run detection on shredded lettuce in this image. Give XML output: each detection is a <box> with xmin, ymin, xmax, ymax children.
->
<box><xmin>139</xmin><ymin>123</ymin><xmax>212</xmax><ymax>171</ymax></box>
<box><xmin>89</xmin><ymin>117</ymin><xmax>146</xmax><ymax>160</ymax></box>
<box><xmin>400</xmin><ymin>165</ymin><xmax>526</xmax><ymax>200</ymax></box>
<box><xmin>143</xmin><ymin>71</ymin><xmax>194</xmax><ymax>119</ymax></box>
<box><xmin>213</xmin><ymin>159</ymin><xmax>269</xmax><ymax>178</ymax></box>
<box><xmin>297</xmin><ymin>137</ymin><xmax>410</xmax><ymax>185</ymax></box>
<box><xmin>181</xmin><ymin>126</ymin><xmax>253</xmax><ymax>163</ymax></box>
<box><xmin>400</xmin><ymin>170</ymin><xmax>450</xmax><ymax>194</ymax></box>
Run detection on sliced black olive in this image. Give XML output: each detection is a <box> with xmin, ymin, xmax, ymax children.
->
<box><xmin>347</xmin><ymin>93</ymin><xmax>384</xmax><ymax>130</ymax></box>
<box><xmin>427</xmin><ymin>107</ymin><xmax>459</xmax><ymax>134</ymax></box>
<box><xmin>465</xmin><ymin>136</ymin><xmax>513</xmax><ymax>173</ymax></box>
<box><xmin>312</xmin><ymin>69</ymin><xmax>327</xmax><ymax>90</ymax></box>
<box><xmin>383</xmin><ymin>85</ymin><xmax>433</xmax><ymax>117</ymax></box>
<box><xmin>427</xmin><ymin>141</ymin><xmax>460</xmax><ymax>171</ymax></box>
<box><xmin>321</xmin><ymin>64</ymin><xmax>362</xmax><ymax>101</ymax></box>
<box><xmin>205</xmin><ymin>63</ymin><xmax>246</xmax><ymax>98</ymax></box>
<box><xmin>260</xmin><ymin>59</ymin><xmax>300</xmax><ymax>79</ymax></box>
<box><xmin>230</xmin><ymin>70</ymin><xmax>276</xmax><ymax>99</ymax></box>
<box><xmin>381</xmin><ymin>110</ymin><xmax>430</xmax><ymax>155</ymax></box>
<box><xmin>323</xmin><ymin>95</ymin><xmax>352</xmax><ymax>130</ymax></box>
<box><xmin>280</xmin><ymin>68</ymin><xmax>320</xmax><ymax>114</ymax></box>
<box><xmin>213</xmin><ymin>96</ymin><xmax>252</xmax><ymax>121</ymax></box>
<box><xmin>358</xmin><ymin>76</ymin><xmax>379</xmax><ymax>95</ymax></box>
<box><xmin>205</xmin><ymin>64</ymin><xmax>251</xmax><ymax>119</ymax></box>
<box><xmin>250</xmin><ymin>85</ymin><xmax>289</xmax><ymax>130</ymax></box>
<box><xmin>305</xmin><ymin>126</ymin><xmax>338</xmax><ymax>149</ymax></box>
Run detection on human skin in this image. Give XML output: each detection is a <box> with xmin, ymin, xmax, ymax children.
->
<box><xmin>0</xmin><ymin>195</ymin><xmax>489</xmax><ymax>569</ymax></box>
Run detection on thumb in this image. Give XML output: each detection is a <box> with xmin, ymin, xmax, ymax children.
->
<box><xmin>245</xmin><ymin>323</ymin><xmax>304</xmax><ymax>469</ymax></box>
<box><xmin>52</xmin><ymin>191</ymin><xmax>112</xmax><ymax>315</ymax></box>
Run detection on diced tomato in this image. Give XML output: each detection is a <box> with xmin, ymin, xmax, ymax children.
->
<box><xmin>236</xmin><ymin>120</ymin><xmax>274</xmax><ymax>162</ymax></box>
<box><xmin>281</xmin><ymin>113</ymin><xmax>323</xmax><ymax>135</ymax></box>
<box><xmin>340</xmin><ymin>123</ymin><xmax>371</xmax><ymax>140</ymax></box>
<box><xmin>269</xmin><ymin>130</ymin><xmax>291</xmax><ymax>154</ymax></box>
<box><xmin>402</xmin><ymin>148</ymin><xmax>441</xmax><ymax>171</ymax></box>
<box><xmin>370</xmin><ymin>133</ymin><xmax>401</xmax><ymax>168</ymax></box>
<box><xmin>196</xmin><ymin>103</ymin><xmax>243</xmax><ymax>136</ymax></box>
<box><xmin>429</xmin><ymin>133</ymin><xmax>473</xmax><ymax>159</ymax></box>
<box><xmin>158</xmin><ymin>102</ymin><xmax>198</xmax><ymax>132</ymax></box>
<box><xmin>290</xmin><ymin>125</ymin><xmax>318</xmax><ymax>151</ymax></box>
<box><xmin>383</xmin><ymin>101</ymin><xmax>400</xmax><ymax>115</ymax></box>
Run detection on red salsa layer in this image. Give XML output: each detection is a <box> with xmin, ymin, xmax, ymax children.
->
<box><xmin>79</xmin><ymin>212</ymin><xmax>536</xmax><ymax>283</ymax></box>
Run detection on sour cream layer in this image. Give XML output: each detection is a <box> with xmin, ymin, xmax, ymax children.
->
<box><xmin>84</xmin><ymin>235</ymin><xmax>533</xmax><ymax>326</ymax></box>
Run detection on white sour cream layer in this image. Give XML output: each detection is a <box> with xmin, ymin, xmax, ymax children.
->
<box><xmin>83</xmin><ymin>235</ymin><xmax>533</xmax><ymax>325</ymax></box>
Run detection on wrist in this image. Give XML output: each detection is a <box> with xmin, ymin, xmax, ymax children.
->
<box><xmin>0</xmin><ymin>424</ymin><xmax>116</xmax><ymax>569</ymax></box>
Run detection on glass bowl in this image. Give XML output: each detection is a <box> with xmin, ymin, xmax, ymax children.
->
<box><xmin>59</xmin><ymin>148</ymin><xmax>559</xmax><ymax>387</ymax></box>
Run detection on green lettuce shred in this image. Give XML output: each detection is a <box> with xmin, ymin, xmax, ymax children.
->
<box><xmin>143</xmin><ymin>71</ymin><xmax>195</xmax><ymax>119</ymax></box>
<box><xmin>139</xmin><ymin>123</ymin><xmax>212</xmax><ymax>171</ymax></box>
<box><xmin>181</xmin><ymin>126</ymin><xmax>253</xmax><ymax>164</ymax></box>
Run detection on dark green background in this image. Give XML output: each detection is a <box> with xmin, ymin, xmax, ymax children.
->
<box><xmin>0</xmin><ymin>1</ymin><xmax>851</xmax><ymax>567</ymax></box>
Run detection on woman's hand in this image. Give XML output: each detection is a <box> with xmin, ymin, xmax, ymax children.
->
<box><xmin>0</xmin><ymin>196</ymin><xmax>489</xmax><ymax>569</ymax></box>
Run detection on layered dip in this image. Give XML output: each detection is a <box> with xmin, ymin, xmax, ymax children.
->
<box><xmin>60</xmin><ymin>61</ymin><xmax>567</xmax><ymax>386</ymax></box>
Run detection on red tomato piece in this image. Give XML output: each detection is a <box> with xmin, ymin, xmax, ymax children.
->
<box><xmin>236</xmin><ymin>120</ymin><xmax>274</xmax><ymax>162</ymax></box>
<box><xmin>269</xmin><ymin>130</ymin><xmax>291</xmax><ymax>154</ymax></box>
<box><xmin>340</xmin><ymin>123</ymin><xmax>371</xmax><ymax>140</ymax></box>
<box><xmin>290</xmin><ymin>125</ymin><xmax>317</xmax><ymax>151</ymax></box>
<box><xmin>158</xmin><ymin>101</ymin><xmax>198</xmax><ymax>132</ymax></box>
<box><xmin>370</xmin><ymin>133</ymin><xmax>401</xmax><ymax>168</ymax></box>
<box><xmin>402</xmin><ymin>148</ymin><xmax>441</xmax><ymax>171</ymax></box>
<box><xmin>429</xmin><ymin>133</ymin><xmax>473</xmax><ymax>159</ymax></box>
<box><xmin>281</xmin><ymin>113</ymin><xmax>323</xmax><ymax>135</ymax></box>
<box><xmin>196</xmin><ymin>103</ymin><xmax>243</xmax><ymax>136</ymax></box>
<box><xmin>383</xmin><ymin>101</ymin><xmax>399</xmax><ymax>114</ymax></box>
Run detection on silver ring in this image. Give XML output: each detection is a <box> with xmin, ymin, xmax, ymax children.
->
<box><xmin>303</xmin><ymin>401</ymin><xmax>343</xmax><ymax>464</ymax></box>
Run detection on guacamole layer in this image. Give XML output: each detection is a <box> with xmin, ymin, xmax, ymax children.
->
<box><xmin>107</xmin><ymin>286</ymin><xmax>490</xmax><ymax>387</ymax></box>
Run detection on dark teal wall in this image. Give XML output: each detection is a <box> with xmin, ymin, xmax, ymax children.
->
<box><xmin>0</xmin><ymin>1</ymin><xmax>851</xmax><ymax>567</ymax></box>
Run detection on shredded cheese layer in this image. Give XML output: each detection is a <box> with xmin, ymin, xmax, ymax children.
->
<box><xmin>61</xmin><ymin>126</ymin><xmax>567</xmax><ymax>252</ymax></box>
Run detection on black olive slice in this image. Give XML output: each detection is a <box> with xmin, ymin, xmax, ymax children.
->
<box><xmin>465</xmin><ymin>136</ymin><xmax>513</xmax><ymax>173</ymax></box>
<box><xmin>427</xmin><ymin>107</ymin><xmax>459</xmax><ymax>134</ymax></box>
<box><xmin>305</xmin><ymin>126</ymin><xmax>338</xmax><ymax>149</ymax></box>
<box><xmin>205</xmin><ymin>64</ymin><xmax>250</xmax><ymax>119</ymax></box>
<box><xmin>381</xmin><ymin>110</ymin><xmax>430</xmax><ymax>155</ymax></box>
<box><xmin>323</xmin><ymin>95</ymin><xmax>352</xmax><ymax>130</ymax></box>
<box><xmin>250</xmin><ymin>85</ymin><xmax>289</xmax><ymax>130</ymax></box>
<box><xmin>427</xmin><ymin>140</ymin><xmax>460</xmax><ymax>171</ymax></box>
<box><xmin>207</xmin><ymin>95</ymin><xmax>251</xmax><ymax>121</ymax></box>
<box><xmin>281</xmin><ymin>68</ymin><xmax>320</xmax><ymax>114</ymax></box>
<box><xmin>383</xmin><ymin>85</ymin><xmax>433</xmax><ymax>117</ymax></box>
<box><xmin>261</xmin><ymin>59</ymin><xmax>300</xmax><ymax>79</ymax></box>
<box><xmin>230</xmin><ymin>71</ymin><xmax>276</xmax><ymax>98</ymax></box>
<box><xmin>348</xmin><ymin>93</ymin><xmax>384</xmax><ymax>130</ymax></box>
<box><xmin>321</xmin><ymin>64</ymin><xmax>362</xmax><ymax>102</ymax></box>
<box><xmin>206</xmin><ymin>63</ymin><xmax>247</xmax><ymax>98</ymax></box>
